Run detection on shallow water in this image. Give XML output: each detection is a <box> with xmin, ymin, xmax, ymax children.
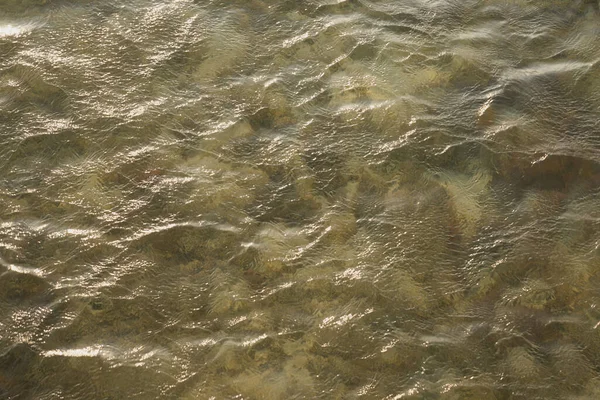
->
<box><xmin>1</xmin><ymin>0</ymin><xmax>600</xmax><ymax>399</ymax></box>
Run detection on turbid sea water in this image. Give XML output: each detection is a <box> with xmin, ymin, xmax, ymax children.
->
<box><xmin>1</xmin><ymin>0</ymin><xmax>600</xmax><ymax>399</ymax></box>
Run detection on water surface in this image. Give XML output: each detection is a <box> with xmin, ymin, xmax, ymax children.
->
<box><xmin>2</xmin><ymin>0</ymin><xmax>600</xmax><ymax>399</ymax></box>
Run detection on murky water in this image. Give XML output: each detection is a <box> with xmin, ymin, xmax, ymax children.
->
<box><xmin>1</xmin><ymin>0</ymin><xmax>600</xmax><ymax>398</ymax></box>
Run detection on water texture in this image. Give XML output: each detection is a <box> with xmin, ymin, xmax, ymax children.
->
<box><xmin>1</xmin><ymin>0</ymin><xmax>600</xmax><ymax>398</ymax></box>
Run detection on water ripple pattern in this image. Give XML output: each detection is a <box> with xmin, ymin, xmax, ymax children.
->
<box><xmin>1</xmin><ymin>0</ymin><xmax>600</xmax><ymax>399</ymax></box>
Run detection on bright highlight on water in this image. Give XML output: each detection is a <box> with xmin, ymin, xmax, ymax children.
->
<box><xmin>1</xmin><ymin>0</ymin><xmax>600</xmax><ymax>399</ymax></box>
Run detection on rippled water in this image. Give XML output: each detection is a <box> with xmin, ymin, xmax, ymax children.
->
<box><xmin>1</xmin><ymin>0</ymin><xmax>600</xmax><ymax>398</ymax></box>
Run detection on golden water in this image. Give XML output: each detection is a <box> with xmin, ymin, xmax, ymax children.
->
<box><xmin>1</xmin><ymin>0</ymin><xmax>600</xmax><ymax>398</ymax></box>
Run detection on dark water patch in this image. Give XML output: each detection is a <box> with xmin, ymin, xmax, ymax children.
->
<box><xmin>0</xmin><ymin>270</ymin><xmax>51</xmax><ymax>304</ymax></box>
